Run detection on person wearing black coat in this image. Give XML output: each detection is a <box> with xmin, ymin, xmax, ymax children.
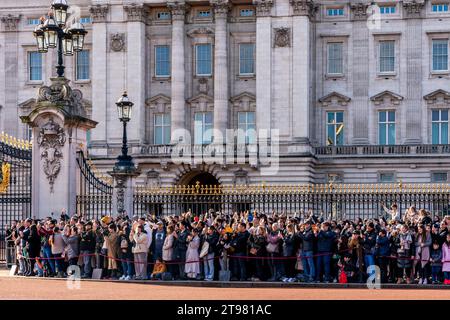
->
<box><xmin>203</xmin><ymin>226</ymin><xmax>219</xmax><ymax>281</ymax></box>
<box><xmin>231</xmin><ymin>223</ymin><xmax>250</xmax><ymax>281</ymax></box>
<box><xmin>298</xmin><ymin>220</ymin><xmax>315</xmax><ymax>282</ymax></box>
<box><xmin>79</xmin><ymin>222</ymin><xmax>95</xmax><ymax>278</ymax></box>
<box><xmin>375</xmin><ymin>229</ymin><xmax>390</xmax><ymax>283</ymax></box>
<box><xmin>282</xmin><ymin>224</ymin><xmax>299</xmax><ymax>280</ymax></box>
<box><xmin>362</xmin><ymin>223</ymin><xmax>377</xmax><ymax>275</ymax></box>
<box><xmin>316</xmin><ymin>222</ymin><xmax>336</xmax><ymax>282</ymax></box>
<box><xmin>173</xmin><ymin>221</ymin><xmax>189</xmax><ymax>280</ymax></box>
<box><xmin>26</xmin><ymin>224</ymin><xmax>43</xmax><ymax>277</ymax></box>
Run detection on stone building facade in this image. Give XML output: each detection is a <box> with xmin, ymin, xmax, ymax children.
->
<box><xmin>1</xmin><ymin>0</ymin><xmax>450</xmax><ymax>187</ymax></box>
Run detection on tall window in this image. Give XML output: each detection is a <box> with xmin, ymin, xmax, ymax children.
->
<box><xmin>432</xmin><ymin>109</ymin><xmax>449</xmax><ymax>144</ymax></box>
<box><xmin>29</xmin><ymin>51</ymin><xmax>42</xmax><ymax>81</ymax></box>
<box><xmin>196</xmin><ymin>44</ymin><xmax>212</xmax><ymax>76</ymax></box>
<box><xmin>239</xmin><ymin>43</ymin><xmax>255</xmax><ymax>75</ymax></box>
<box><xmin>237</xmin><ymin>112</ymin><xmax>256</xmax><ymax>144</ymax></box>
<box><xmin>432</xmin><ymin>39</ymin><xmax>448</xmax><ymax>71</ymax></box>
<box><xmin>155</xmin><ymin>45</ymin><xmax>171</xmax><ymax>77</ymax></box>
<box><xmin>379</xmin><ymin>6</ymin><xmax>396</xmax><ymax>14</ymax></box>
<box><xmin>327</xmin><ymin>43</ymin><xmax>343</xmax><ymax>74</ymax></box>
<box><xmin>194</xmin><ymin>112</ymin><xmax>213</xmax><ymax>145</ymax></box>
<box><xmin>432</xmin><ymin>4</ymin><xmax>449</xmax><ymax>12</ymax></box>
<box><xmin>378</xmin><ymin>111</ymin><xmax>396</xmax><ymax>145</ymax></box>
<box><xmin>76</xmin><ymin>50</ymin><xmax>90</xmax><ymax>80</ymax></box>
<box><xmin>327</xmin><ymin>111</ymin><xmax>344</xmax><ymax>146</ymax></box>
<box><xmin>379</xmin><ymin>41</ymin><xmax>395</xmax><ymax>73</ymax></box>
<box><xmin>154</xmin><ymin>113</ymin><xmax>171</xmax><ymax>145</ymax></box>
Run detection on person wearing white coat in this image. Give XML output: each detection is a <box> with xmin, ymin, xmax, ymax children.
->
<box><xmin>131</xmin><ymin>224</ymin><xmax>149</xmax><ymax>280</ymax></box>
<box><xmin>185</xmin><ymin>228</ymin><xmax>201</xmax><ymax>279</ymax></box>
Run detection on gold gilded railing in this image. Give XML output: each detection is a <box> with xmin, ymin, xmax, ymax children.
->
<box><xmin>0</xmin><ymin>132</ymin><xmax>32</xmax><ymax>150</ymax></box>
<box><xmin>135</xmin><ymin>181</ymin><xmax>450</xmax><ymax>196</ymax></box>
<box><xmin>87</xmin><ymin>157</ymin><xmax>113</xmax><ymax>186</ymax></box>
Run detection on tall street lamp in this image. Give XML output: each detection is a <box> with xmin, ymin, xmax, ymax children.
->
<box><xmin>33</xmin><ymin>0</ymin><xmax>87</xmax><ymax>78</ymax></box>
<box><xmin>114</xmin><ymin>92</ymin><xmax>136</xmax><ymax>171</ymax></box>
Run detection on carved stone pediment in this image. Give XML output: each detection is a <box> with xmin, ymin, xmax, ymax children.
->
<box><xmin>424</xmin><ymin>89</ymin><xmax>450</xmax><ymax>105</ymax></box>
<box><xmin>230</xmin><ymin>92</ymin><xmax>256</xmax><ymax>110</ymax></box>
<box><xmin>146</xmin><ymin>94</ymin><xmax>171</xmax><ymax>113</ymax></box>
<box><xmin>370</xmin><ymin>90</ymin><xmax>404</xmax><ymax>106</ymax></box>
<box><xmin>318</xmin><ymin>92</ymin><xmax>351</xmax><ymax>107</ymax></box>
<box><xmin>188</xmin><ymin>94</ymin><xmax>214</xmax><ymax>112</ymax></box>
<box><xmin>233</xmin><ymin>168</ymin><xmax>249</xmax><ymax>185</ymax></box>
<box><xmin>187</xmin><ymin>27</ymin><xmax>215</xmax><ymax>37</ymax></box>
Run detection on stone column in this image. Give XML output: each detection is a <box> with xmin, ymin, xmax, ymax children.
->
<box><xmin>255</xmin><ymin>0</ymin><xmax>273</xmax><ymax>135</ymax></box>
<box><xmin>403</xmin><ymin>0</ymin><xmax>424</xmax><ymax>144</ymax></box>
<box><xmin>20</xmin><ymin>78</ymin><xmax>97</xmax><ymax>218</ymax></box>
<box><xmin>350</xmin><ymin>3</ymin><xmax>370</xmax><ymax>145</ymax></box>
<box><xmin>211</xmin><ymin>0</ymin><xmax>230</xmax><ymax>143</ymax></box>
<box><xmin>168</xmin><ymin>1</ymin><xmax>187</xmax><ymax>143</ymax></box>
<box><xmin>124</xmin><ymin>4</ymin><xmax>148</xmax><ymax>150</ymax></box>
<box><xmin>290</xmin><ymin>0</ymin><xmax>314</xmax><ymax>145</ymax></box>
<box><xmin>89</xmin><ymin>5</ymin><xmax>109</xmax><ymax>155</ymax></box>
<box><xmin>0</xmin><ymin>14</ymin><xmax>21</xmax><ymax>137</ymax></box>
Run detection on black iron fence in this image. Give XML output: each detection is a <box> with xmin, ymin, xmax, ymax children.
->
<box><xmin>0</xmin><ymin>134</ymin><xmax>32</xmax><ymax>263</ymax></box>
<box><xmin>134</xmin><ymin>182</ymin><xmax>450</xmax><ymax>220</ymax></box>
<box><xmin>76</xmin><ymin>151</ymin><xmax>113</xmax><ymax>221</ymax></box>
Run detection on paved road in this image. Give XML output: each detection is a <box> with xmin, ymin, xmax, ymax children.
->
<box><xmin>1</xmin><ymin>273</ymin><xmax>449</xmax><ymax>300</ymax></box>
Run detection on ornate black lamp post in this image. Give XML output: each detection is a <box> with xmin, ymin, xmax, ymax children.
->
<box><xmin>114</xmin><ymin>92</ymin><xmax>136</xmax><ymax>171</ymax></box>
<box><xmin>33</xmin><ymin>0</ymin><xmax>87</xmax><ymax>78</ymax></box>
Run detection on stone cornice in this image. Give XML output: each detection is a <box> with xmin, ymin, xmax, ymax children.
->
<box><xmin>124</xmin><ymin>4</ymin><xmax>148</xmax><ymax>23</ymax></box>
<box><xmin>402</xmin><ymin>0</ymin><xmax>425</xmax><ymax>18</ymax></box>
<box><xmin>89</xmin><ymin>4</ymin><xmax>109</xmax><ymax>23</ymax></box>
<box><xmin>253</xmin><ymin>0</ymin><xmax>274</xmax><ymax>17</ymax></box>
<box><xmin>211</xmin><ymin>0</ymin><xmax>231</xmax><ymax>20</ymax></box>
<box><xmin>167</xmin><ymin>1</ymin><xmax>188</xmax><ymax>21</ymax></box>
<box><xmin>350</xmin><ymin>2</ymin><xmax>369</xmax><ymax>20</ymax></box>
<box><xmin>290</xmin><ymin>0</ymin><xmax>317</xmax><ymax>18</ymax></box>
<box><xmin>1</xmin><ymin>14</ymin><xmax>21</xmax><ymax>31</ymax></box>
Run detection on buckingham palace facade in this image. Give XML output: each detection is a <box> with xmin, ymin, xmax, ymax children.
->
<box><xmin>1</xmin><ymin>0</ymin><xmax>450</xmax><ymax>187</ymax></box>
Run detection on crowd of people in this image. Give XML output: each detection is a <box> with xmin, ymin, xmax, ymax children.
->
<box><xmin>4</xmin><ymin>204</ymin><xmax>450</xmax><ymax>285</ymax></box>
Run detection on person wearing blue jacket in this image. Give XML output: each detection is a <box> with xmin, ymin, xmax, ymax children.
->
<box><xmin>376</xmin><ymin>229</ymin><xmax>390</xmax><ymax>283</ymax></box>
<box><xmin>315</xmin><ymin>222</ymin><xmax>336</xmax><ymax>283</ymax></box>
<box><xmin>298</xmin><ymin>220</ymin><xmax>315</xmax><ymax>282</ymax></box>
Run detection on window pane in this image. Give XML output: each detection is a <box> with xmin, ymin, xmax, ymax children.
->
<box><xmin>388</xmin><ymin>123</ymin><xmax>395</xmax><ymax>145</ymax></box>
<box><xmin>196</xmin><ymin>44</ymin><xmax>212</xmax><ymax>75</ymax></box>
<box><xmin>238</xmin><ymin>112</ymin><xmax>246</xmax><ymax>124</ymax></box>
<box><xmin>247</xmin><ymin>111</ymin><xmax>255</xmax><ymax>124</ymax></box>
<box><xmin>379</xmin><ymin>123</ymin><xmax>386</xmax><ymax>145</ymax></box>
<box><xmin>327</xmin><ymin>124</ymin><xmax>335</xmax><ymax>145</ymax></box>
<box><xmin>336</xmin><ymin>112</ymin><xmax>344</xmax><ymax>123</ymax></box>
<box><xmin>336</xmin><ymin>125</ymin><xmax>344</xmax><ymax>145</ymax></box>
<box><xmin>442</xmin><ymin>110</ymin><xmax>448</xmax><ymax>121</ymax></box>
<box><xmin>327</xmin><ymin>43</ymin><xmax>343</xmax><ymax>74</ymax></box>
<box><xmin>155</xmin><ymin>45</ymin><xmax>170</xmax><ymax>77</ymax></box>
<box><xmin>379</xmin><ymin>111</ymin><xmax>386</xmax><ymax>122</ymax></box>
<box><xmin>442</xmin><ymin>122</ymin><xmax>449</xmax><ymax>144</ymax></box>
<box><xmin>239</xmin><ymin>43</ymin><xmax>255</xmax><ymax>74</ymax></box>
<box><xmin>76</xmin><ymin>50</ymin><xmax>90</xmax><ymax>80</ymax></box>
<box><xmin>432</xmin><ymin>40</ymin><xmax>448</xmax><ymax>71</ymax></box>
<box><xmin>327</xmin><ymin>112</ymin><xmax>334</xmax><ymax>123</ymax></box>
<box><xmin>388</xmin><ymin>111</ymin><xmax>395</xmax><ymax>122</ymax></box>
<box><xmin>432</xmin><ymin>122</ymin><xmax>440</xmax><ymax>144</ymax></box>
<box><xmin>379</xmin><ymin>41</ymin><xmax>395</xmax><ymax>73</ymax></box>
<box><xmin>432</xmin><ymin>110</ymin><xmax>440</xmax><ymax>121</ymax></box>
<box><xmin>29</xmin><ymin>52</ymin><xmax>42</xmax><ymax>81</ymax></box>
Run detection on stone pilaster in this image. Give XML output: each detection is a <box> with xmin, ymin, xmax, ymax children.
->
<box><xmin>254</xmin><ymin>0</ymin><xmax>273</xmax><ymax>135</ymax></box>
<box><xmin>291</xmin><ymin>0</ymin><xmax>313</xmax><ymax>144</ymax></box>
<box><xmin>125</xmin><ymin>4</ymin><xmax>148</xmax><ymax>148</ymax></box>
<box><xmin>89</xmin><ymin>5</ymin><xmax>109</xmax><ymax>155</ymax></box>
<box><xmin>211</xmin><ymin>0</ymin><xmax>230</xmax><ymax>143</ymax></box>
<box><xmin>168</xmin><ymin>1</ymin><xmax>188</xmax><ymax>143</ymax></box>
<box><xmin>350</xmin><ymin>4</ymin><xmax>370</xmax><ymax>145</ymax></box>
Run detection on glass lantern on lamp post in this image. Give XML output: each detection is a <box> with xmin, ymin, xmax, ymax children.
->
<box><xmin>114</xmin><ymin>92</ymin><xmax>136</xmax><ymax>171</ymax></box>
<box><xmin>32</xmin><ymin>0</ymin><xmax>87</xmax><ymax>78</ymax></box>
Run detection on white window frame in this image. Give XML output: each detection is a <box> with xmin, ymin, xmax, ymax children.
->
<box><xmin>194</xmin><ymin>112</ymin><xmax>213</xmax><ymax>145</ymax></box>
<box><xmin>28</xmin><ymin>51</ymin><xmax>42</xmax><ymax>81</ymax></box>
<box><xmin>379</xmin><ymin>40</ymin><xmax>396</xmax><ymax>74</ymax></box>
<box><xmin>378</xmin><ymin>110</ymin><xmax>396</xmax><ymax>145</ymax></box>
<box><xmin>195</xmin><ymin>43</ymin><xmax>212</xmax><ymax>76</ymax></box>
<box><xmin>75</xmin><ymin>50</ymin><xmax>90</xmax><ymax>81</ymax></box>
<box><xmin>326</xmin><ymin>111</ymin><xmax>344</xmax><ymax>146</ymax></box>
<box><xmin>153</xmin><ymin>113</ymin><xmax>171</xmax><ymax>145</ymax></box>
<box><xmin>431</xmin><ymin>109</ymin><xmax>449</xmax><ymax>144</ymax></box>
<box><xmin>238</xmin><ymin>43</ymin><xmax>255</xmax><ymax>76</ymax></box>
<box><xmin>156</xmin><ymin>11</ymin><xmax>171</xmax><ymax>20</ymax></box>
<box><xmin>237</xmin><ymin>111</ymin><xmax>256</xmax><ymax>144</ymax></box>
<box><xmin>431</xmin><ymin>38</ymin><xmax>449</xmax><ymax>72</ymax></box>
<box><xmin>327</xmin><ymin>42</ymin><xmax>344</xmax><ymax>75</ymax></box>
<box><xmin>154</xmin><ymin>45</ymin><xmax>171</xmax><ymax>78</ymax></box>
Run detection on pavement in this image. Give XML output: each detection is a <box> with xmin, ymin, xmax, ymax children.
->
<box><xmin>1</xmin><ymin>270</ymin><xmax>450</xmax><ymax>300</ymax></box>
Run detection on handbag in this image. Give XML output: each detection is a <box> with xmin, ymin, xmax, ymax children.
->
<box><xmin>339</xmin><ymin>269</ymin><xmax>348</xmax><ymax>284</ymax></box>
<box><xmin>266</xmin><ymin>243</ymin><xmax>278</xmax><ymax>253</ymax></box>
<box><xmin>200</xmin><ymin>241</ymin><xmax>209</xmax><ymax>258</ymax></box>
